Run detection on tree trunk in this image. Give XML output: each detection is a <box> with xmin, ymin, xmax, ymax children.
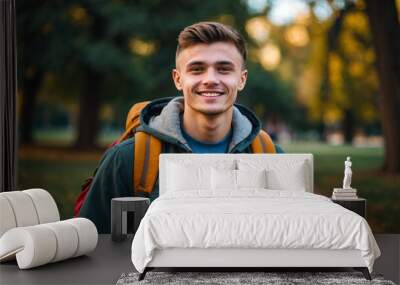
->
<box><xmin>74</xmin><ymin>68</ymin><xmax>102</xmax><ymax>149</ymax></box>
<box><xmin>19</xmin><ymin>69</ymin><xmax>43</xmax><ymax>144</ymax></box>
<box><xmin>365</xmin><ymin>0</ymin><xmax>400</xmax><ymax>173</ymax></box>
<box><xmin>319</xmin><ymin>3</ymin><xmax>354</xmax><ymax>142</ymax></box>
<box><xmin>343</xmin><ymin>109</ymin><xmax>355</xmax><ymax>144</ymax></box>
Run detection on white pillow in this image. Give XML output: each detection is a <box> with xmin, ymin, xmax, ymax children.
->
<box><xmin>266</xmin><ymin>164</ymin><xmax>307</xmax><ymax>191</ymax></box>
<box><xmin>236</xmin><ymin>169</ymin><xmax>267</xmax><ymax>189</ymax></box>
<box><xmin>167</xmin><ymin>159</ymin><xmax>236</xmax><ymax>192</ymax></box>
<box><xmin>211</xmin><ymin>169</ymin><xmax>267</xmax><ymax>190</ymax></box>
<box><xmin>211</xmin><ymin>168</ymin><xmax>236</xmax><ymax>190</ymax></box>
<box><xmin>167</xmin><ymin>158</ymin><xmax>236</xmax><ymax>171</ymax></box>
<box><xmin>237</xmin><ymin>159</ymin><xmax>308</xmax><ymax>191</ymax></box>
<box><xmin>167</xmin><ymin>163</ymin><xmax>211</xmax><ymax>191</ymax></box>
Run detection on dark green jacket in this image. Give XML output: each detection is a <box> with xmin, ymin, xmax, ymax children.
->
<box><xmin>79</xmin><ymin>97</ymin><xmax>284</xmax><ymax>233</ymax></box>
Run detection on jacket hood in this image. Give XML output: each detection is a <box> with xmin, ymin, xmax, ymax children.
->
<box><xmin>139</xmin><ymin>96</ymin><xmax>261</xmax><ymax>152</ymax></box>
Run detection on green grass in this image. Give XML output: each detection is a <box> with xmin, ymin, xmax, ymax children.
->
<box><xmin>33</xmin><ymin>128</ymin><xmax>121</xmax><ymax>147</ymax></box>
<box><xmin>18</xmin><ymin>142</ymin><xmax>400</xmax><ymax>233</ymax></box>
<box><xmin>18</xmin><ymin>159</ymin><xmax>98</xmax><ymax>219</ymax></box>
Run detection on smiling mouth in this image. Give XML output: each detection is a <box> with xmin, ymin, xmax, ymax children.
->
<box><xmin>196</xmin><ymin>91</ymin><xmax>225</xmax><ymax>97</ymax></box>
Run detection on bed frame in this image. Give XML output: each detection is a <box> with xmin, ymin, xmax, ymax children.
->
<box><xmin>138</xmin><ymin>154</ymin><xmax>371</xmax><ymax>281</ymax></box>
<box><xmin>140</xmin><ymin>248</ymin><xmax>371</xmax><ymax>280</ymax></box>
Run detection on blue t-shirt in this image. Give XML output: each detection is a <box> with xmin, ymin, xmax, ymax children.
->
<box><xmin>181</xmin><ymin>126</ymin><xmax>232</xmax><ymax>153</ymax></box>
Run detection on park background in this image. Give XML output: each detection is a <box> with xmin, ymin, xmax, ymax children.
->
<box><xmin>16</xmin><ymin>0</ymin><xmax>400</xmax><ymax>233</ymax></box>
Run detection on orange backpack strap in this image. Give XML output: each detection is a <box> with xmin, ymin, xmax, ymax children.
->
<box><xmin>251</xmin><ymin>129</ymin><xmax>276</xmax><ymax>153</ymax></box>
<box><xmin>133</xmin><ymin>131</ymin><xmax>162</xmax><ymax>195</ymax></box>
<box><xmin>118</xmin><ymin>101</ymin><xmax>151</xmax><ymax>143</ymax></box>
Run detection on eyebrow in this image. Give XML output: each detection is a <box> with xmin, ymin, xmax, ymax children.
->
<box><xmin>186</xmin><ymin>60</ymin><xmax>235</xmax><ymax>69</ymax></box>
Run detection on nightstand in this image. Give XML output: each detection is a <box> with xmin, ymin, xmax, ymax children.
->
<box><xmin>331</xmin><ymin>197</ymin><xmax>366</xmax><ymax>218</ymax></box>
<box><xmin>111</xmin><ymin>197</ymin><xmax>150</xmax><ymax>242</ymax></box>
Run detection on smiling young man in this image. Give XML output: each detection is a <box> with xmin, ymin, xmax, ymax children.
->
<box><xmin>173</xmin><ymin>38</ymin><xmax>247</xmax><ymax>146</ymax></box>
<box><xmin>79</xmin><ymin>22</ymin><xmax>283</xmax><ymax>233</ymax></box>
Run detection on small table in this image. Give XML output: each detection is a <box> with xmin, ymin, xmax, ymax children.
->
<box><xmin>331</xmin><ymin>198</ymin><xmax>366</xmax><ymax>218</ymax></box>
<box><xmin>111</xmin><ymin>197</ymin><xmax>150</xmax><ymax>242</ymax></box>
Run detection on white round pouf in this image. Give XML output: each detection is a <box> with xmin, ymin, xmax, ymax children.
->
<box><xmin>23</xmin><ymin>189</ymin><xmax>60</xmax><ymax>224</ymax></box>
<box><xmin>64</xmin><ymin>218</ymin><xmax>98</xmax><ymax>257</ymax></box>
<box><xmin>42</xmin><ymin>221</ymin><xmax>79</xmax><ymax>262</ymax></box>
<box><xmin>0</xmin><ymin>188</ymin><xmax>98</xmax><ymax>269</ymax></box>
<box><xmin>0</xmin><ymin>196</ymin><xmax>17</xmax><ymax>237</ymax></box>
<box><xmin>0</xmin><ymin>218</ymin><xmax>98</xmax><ymax>269</ymax></box>
<box><xmin>0</xmin><ymin>226</ymin><xmax>57</xmax><ymax>269</ymax></box>
<box><xmin>0</xmin><ymin>191</ymin><xmax>39</xmax><ymax>227</ymax></box>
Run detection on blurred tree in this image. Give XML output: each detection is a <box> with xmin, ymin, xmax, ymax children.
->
<box><xmin>365</xmin><ymin>0</ymin><xmax>400</xmax><ymax>173</ymax></box>
<box><xmin>319</xmin><ymin>2</ymin><xmax>354</xmax><ymax>142</ymax></box>
<box><xmin>329</xmin><ymin>4</ymin><xmax>379</xmax><ymax>143</ymax></box>
<box><xmin>17</xmin><ymin>1</ymin><xmax>66</xmax><ymax>144</ymax></box>
<box><xmin>297</xmin><ymin>1</ymin><xmax>381</xmax><ymax>144</ymax></box>
<box><xmin>17</xmin><ymin>0</ymin><xmax>85</xmax><ymax>144</ymax></box>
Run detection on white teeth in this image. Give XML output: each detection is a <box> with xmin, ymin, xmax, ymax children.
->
<box><xmin>199</xmin><ymin>92</ymin><xmax>222</xmax><ymax>97</ymax></box>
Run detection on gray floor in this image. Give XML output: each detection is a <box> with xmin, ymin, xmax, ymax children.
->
<box><xmin>0</xmin><ymin>235</ymin><xmax>134</xmax><ymax>285</ymax></box>
<box><xmin>374</xmin><ymin>234</ymin><xmax>400</xmax><ymax>284</ymax></box>
<box><xmin>0</xmin><ymin>234</ymin><xmax>398</xmax><ymax>285</ymax></box>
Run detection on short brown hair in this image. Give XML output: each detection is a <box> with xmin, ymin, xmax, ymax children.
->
<box><xmin>176</xmin><ymin>22</ymin><xmax>247</xmax><ymax>66</ymax></box>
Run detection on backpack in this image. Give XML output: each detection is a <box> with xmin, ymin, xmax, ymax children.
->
<box><xmin>73</xmin><ymin>101</ymin><xmax>276</xmax><ymax>216</ymax></box>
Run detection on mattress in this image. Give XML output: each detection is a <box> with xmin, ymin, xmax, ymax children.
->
<box><xmin>131</xmin><ymin>190</ymin><xmax>381</xmax><ymax>273</ymax></box>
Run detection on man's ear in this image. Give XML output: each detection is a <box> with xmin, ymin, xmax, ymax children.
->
<box><xmin>172</xmin><ymin>69</ymin><xmax>182</xmax><ymax>91</ymax></box>
<box><xmin>238</xmin><ymin>69</ymin><xmax>248</xmax><ymax>91</ymax></box>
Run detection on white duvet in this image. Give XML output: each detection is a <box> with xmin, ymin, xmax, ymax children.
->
<box><xmin>131</xmin><ymin>190</ymin><xmax>380</xmax><ymax>273</ymax></box>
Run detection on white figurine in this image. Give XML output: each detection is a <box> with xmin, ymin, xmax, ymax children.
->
<box><xmin>342</xmin><ymin>156</ymin><xmax>352</xmax><ymax>189</ymax></box>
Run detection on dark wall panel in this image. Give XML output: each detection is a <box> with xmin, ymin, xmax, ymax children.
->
<box><xmin>0</xmin><ymin>0</ymin><xmax>17</xmax><ymax>192</ymax></box>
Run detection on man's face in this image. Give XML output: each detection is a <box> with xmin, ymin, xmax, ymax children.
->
<box><xmin>172</xmin><ymin>42</ymin><xmax>247</xmax><ymax>116</ymax></box>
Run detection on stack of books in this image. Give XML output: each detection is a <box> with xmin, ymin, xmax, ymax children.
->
<box><xmin>332</xmin><ymin>188</ymin><xmax>358</xmax><ymax>199</ymax></box>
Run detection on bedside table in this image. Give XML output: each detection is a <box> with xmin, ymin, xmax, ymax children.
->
<box><xmin>111</xmin><ymin>197</ymin><xmax>150</xmax><ymax>242</ymax></box>
<box><xmin>331</xmin><ymin>197</ymin><xmax>366</xmax><ymax>218</ymax></box>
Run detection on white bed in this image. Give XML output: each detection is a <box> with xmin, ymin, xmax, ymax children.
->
<box><xmin>131</xmin><ymin>154</ymin><xmax>380</xmax><ymax>280</ymax></box>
